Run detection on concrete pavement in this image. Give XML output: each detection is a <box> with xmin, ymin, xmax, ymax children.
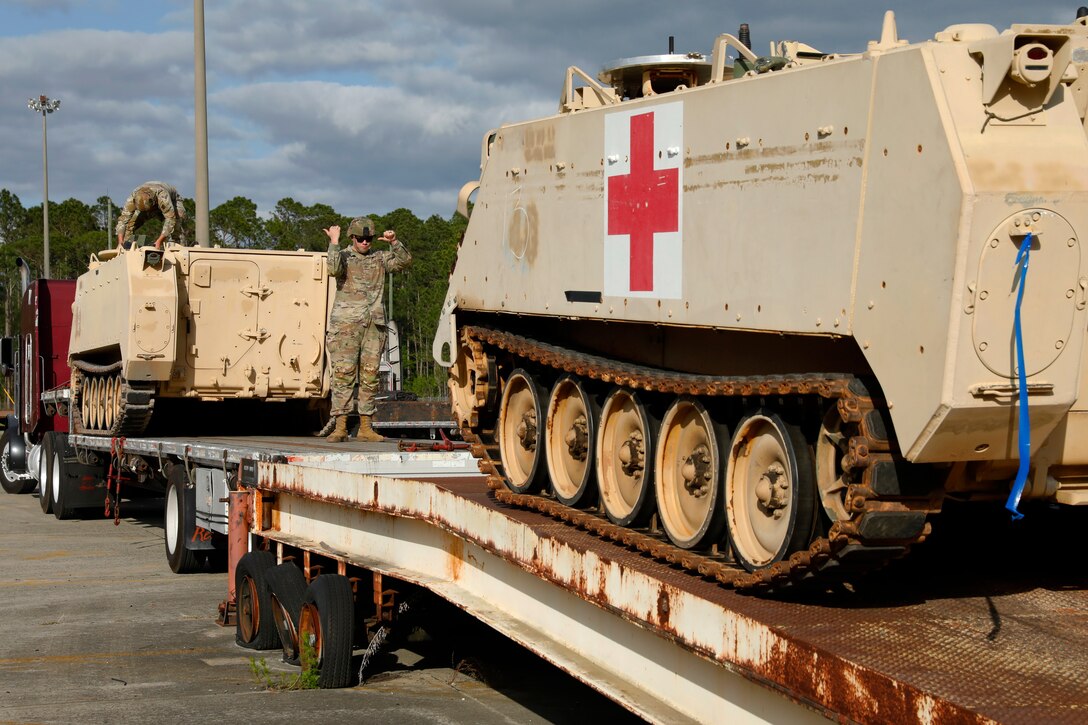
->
<box><xmin>0</xmin><ymin>491</ymin><xmax>642</xmax><ymax>724</ymax></box>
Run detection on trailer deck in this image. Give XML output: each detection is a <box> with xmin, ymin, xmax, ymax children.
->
<box><xmin>63</xmin><ymin>434</ymin><xmax>1088</xmax><ymax>723</ymax></box>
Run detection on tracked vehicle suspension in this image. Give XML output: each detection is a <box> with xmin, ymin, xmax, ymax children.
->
<box><xmin>455</xmin><ymin>325</ymin><xmax>936</xmax><ymax>591</ymax></box>
<box><xmin>71</xmin><ymin>363</ymin><xmax>156</xmax><ymax>437</ymax></box>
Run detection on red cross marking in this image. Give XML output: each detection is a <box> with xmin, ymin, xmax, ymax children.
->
<box><xmin>607</xmin><ymin>111</ymin><xmax>679</xmax><ymax>292</ymax></box>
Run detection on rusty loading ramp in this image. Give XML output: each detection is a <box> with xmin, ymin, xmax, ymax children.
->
<box><xmin>250</xmin><ymin>451</ymin><xmax>1088</xmax><ymax>725</ymax></box>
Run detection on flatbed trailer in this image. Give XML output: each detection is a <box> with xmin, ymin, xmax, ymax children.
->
<box><xmin>54</xmin><ymin>433</ymin><xmax>1088</xmax><ymax>724</ymax></box>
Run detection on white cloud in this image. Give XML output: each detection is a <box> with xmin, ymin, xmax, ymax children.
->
<box><xmin>0</xmin><ymin>0</ymin><xmax>1083</xmax><ymax>220</ymax></box>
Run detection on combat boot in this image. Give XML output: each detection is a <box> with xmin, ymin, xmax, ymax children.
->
<box><xmin>354</xmin><ymin>415</ymin><xmax>384</xmax><ymax>442</ymax></box>
<box><xmin>326</xmin><ymin>416</ymin><xmax>349</xmax><ymax>443</ymax></box>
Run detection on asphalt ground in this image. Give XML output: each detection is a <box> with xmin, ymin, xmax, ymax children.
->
<box><xmin>0</xmin><ymin>490</ymin><xmax>644</xmax><ymax>724</ymax></box>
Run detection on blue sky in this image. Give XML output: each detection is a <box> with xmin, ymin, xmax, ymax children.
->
<box><xmin>0</xmin><ymin>1</ymin><xmax>1082</xmax><ymax>221</ymax></box>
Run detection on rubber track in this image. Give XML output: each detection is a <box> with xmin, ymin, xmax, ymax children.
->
<box><xmin>459</xmin><ymin>325</ymin><xmax>933</xmax><ymax>592</ymax></box>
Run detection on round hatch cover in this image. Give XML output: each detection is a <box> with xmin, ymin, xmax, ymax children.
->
<box><xmin>972</xmin><ymin>209</ymin><xmax>1079</xmax><ymax>378</ymax></box>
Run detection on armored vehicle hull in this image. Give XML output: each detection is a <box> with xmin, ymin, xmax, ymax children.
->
<box><xmin>69</xmin><ymin>244</ymin><xmax>332</xmax><ymax>436</ymax></box>
<box><xmin>435</xmin><ymin>12</ymin><xmax>1088</xmax><ymax>586</ymax></box>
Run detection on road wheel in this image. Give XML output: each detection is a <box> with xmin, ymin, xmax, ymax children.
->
<box><xmin>596</xmin><ymin>388</ymin><xmax>656</xmax><ymax>526</ymax></box>
<box><xmin>38</xmin><ymin>434</ymin><xmax>54</xmax><ymax>515</ymax></box>
<box><xmin>267</xmin><ymin>563</ymin><xmax>308</xmax><ymax>665</ymax></box>
<box><xmin>79</xmin><ymin>372</ymin><xmax>91</xmax><ymax>433</ymax></box>
<box><xmin>725</xmin><ymin>411</ymin><xmax>817</xmax><ymax>571</ymax></box>
<box><xmin>52</xmin><ymin>434</ymin><xmax>76</xmax><ymax>520</ymax></box>
<box><xmin>654</xmin><ymin>397</ymin><xmax>728</xmax><ymax>549</ymax></box>
<box><xmin>545</xmin><ymin>376</ymin><xmax>599</xmax><ymax>507</ymax></box>
<box><xmin>88</xmin><ymin>378</ymin><xmax>100</xmax><ymax>430</ymax></box>
<box><xmin>449</xmin><ymin>340</ymin><xmax>479</xmax><ymax>428</ymax></box>
<box><xmin>815</xmin><ymin>406</ymin><xmax>851</xmax><ymax>523</ymax></box>
<box><xmin>449</xmin><ymin>338</ymin><xmax>498</xmax><ymax>429</ymax></box>
<box><xmin>165</xmin><ymin>466</ymin><xmax>200</xmax><ymax>573</ymax></box>
<box><xmin>103</xmin><ymin>376</ymin><xmax>116</xmax><ymax>431</ymax></box>
<box><xmin>299</xmin><ymin>574</ymin><xmax>356</xmax><ymax>688</ymax></box>
<box><xmin>498</xmin><ymin>369</ymin><xmax>547</xmax><ymax>493</ymax></box>
<box><xmin>0</xmin><ymin>431</ymin><xmax>34</xmax><ymax>494</ymax></box>
<box><xmin>235</xmin><ymin>551</ymin><xmax>280</xmax><ymax>649</ymax></box>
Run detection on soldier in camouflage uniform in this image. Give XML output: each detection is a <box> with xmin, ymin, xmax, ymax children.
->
<box><xmin>115</xmin><ymin>181</ymin><xmax>187</xmax><ymax>250</ymax></box>
<box><xmin>325</xmin><ymin>216</ymin><xmax>412</xmax><ymax>442</ymax></box>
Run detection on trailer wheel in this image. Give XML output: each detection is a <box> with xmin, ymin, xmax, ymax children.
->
<box><xmin>0</xmin><ymin>431</ymin><xmax>34</xmax><ymax>494</ymax></box>
<box><xmin>51</xmin><ymin>434</ymin><xmax>76</xmax><ymax>520</ymax></box>
<box><xmin>299</xmin><ymin>574</ymin><xmax>355</xmax><ymax>688</ymax></box>
<box><xmin>38</xmin><ymin>434</ymin><xmax>54</xmax><ymax>515</ymax></box>
<box><xmin>165</xmin><ymin>467</ymin><xmax>200</xmax><ymax>573</ymax></box>
<box><xmin>267</xmin><ymin>563</ymin><xmax>308</xmax><ymax>665</ymax></box>
<box><xmin>235</xmin><ymin>551</ymin><xmax>280</xmax><ymax>649</ymax></box>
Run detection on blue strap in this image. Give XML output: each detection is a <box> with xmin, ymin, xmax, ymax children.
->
<box><xmin>1005</xmin><ymin>232</ymin><xmax>1034</xmax><ymax>520</ymax></box>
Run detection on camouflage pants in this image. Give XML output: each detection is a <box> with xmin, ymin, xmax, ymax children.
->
<box><xmin>327</xmin><ymin>321</ymin><xmax>385</xmax><ymax>417</ymax></box>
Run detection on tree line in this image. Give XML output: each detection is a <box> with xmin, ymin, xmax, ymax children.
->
<box><xmin>0</xmin><ymin>189</ymin><xmax>465</xmax><ymax>397</ymax></box>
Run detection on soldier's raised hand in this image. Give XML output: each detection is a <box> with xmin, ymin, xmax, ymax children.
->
<box><xmin>383</xmin><ymin>230</ymin><xmax>397</xmax><ymax>244</ymax></box>
<box><xmin>325</xmin><ymin>225</ymin><xmax>341</xmax><ymax>245</ymax></box>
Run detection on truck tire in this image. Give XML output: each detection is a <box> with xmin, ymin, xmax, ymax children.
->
<box><xmin>235</xmin><ymin>551</ymin><xmax>280</xmax><ymax>650</ymax></box>
<box><xmin>299</xmin><ymin>574</ymin><xmax>355</xmax><ymax>688</ymax></box>
<box><xmin>267</xmin><ymin>563</ymin><xmax>308</xmax><ymax>665</ymax></box>
<box><xmin>51</xmin><ymin>434</ymin><xmax>76</xmax><ymax>520</ymax></box>
<box><xmin>0</xmin><ymin>431</ymin><xmax>34</xmax><ymax>494</ymax></box>
<box><xmin>38</xmin><ymin>434</ymin><xmax>54</xmax><ymax>515</ymax></box>
<box><xmin>165</xmin><ymin>467</ymin><xmax>200</xmax><ymax>573</ymax></box>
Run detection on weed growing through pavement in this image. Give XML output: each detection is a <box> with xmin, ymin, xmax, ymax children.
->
<box><xmin>248</xmin><ymin>639</ymin><xmax>320</xmax><ymax>691</ymax></box>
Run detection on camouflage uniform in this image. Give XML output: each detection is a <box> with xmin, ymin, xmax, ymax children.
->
<box><xmin>327</xmin><ymin>218</ymin><xmax>411</xmax><ymax>418</ymax></box>
<box><xmin>115</xmin><ymin>181</ymin><xmax>187</xmax><ymax>246</ymax></box>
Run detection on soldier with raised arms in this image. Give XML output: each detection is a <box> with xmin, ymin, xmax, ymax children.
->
<box><xmin>115</xmin><ymin>181</ymin><xmax>187</xmax><ymax>250</ymax></box>
<box><xmin>324</xmin><ymin>216</ymin><xmax>412</xmax><ymax>442</ymax></box>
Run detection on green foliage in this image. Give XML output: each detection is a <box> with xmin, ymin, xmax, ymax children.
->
<box><xmin>298</xmin><ymin>636</ymin><xmax>321</xmax><ymax>689</ymax></box>
<box><xmin>373</xmin><ymin>208</ymin><xmax>464</xmax><ymax>397</ymax></box>
<box><xmin>93</xmin><ymin>194</ymin><xmax>118</xmax><ymax>234</ymax></box>
<box><xmin>0</xmin><ymin>188</ymin><xmax>463</xmax><ymax>396</ymax></box>
<box><xmin>50</xmin><ymin>198</ymin><xmax>98</xmax><ymax>241</ymax></box>
<box><xmin>0</xmin><ymin>190</ymin><xmax>28</xmax><ymax>245</ymax></box>
<box><xmin>52</xmin><ymin>230</ymin><xmax>110</xmax><ymax>280</ymax></box>
<box><xmin>248</xmin><ymin>646</ymin><xmax>320</xmax><ymax>691</ymax></box>
<box><xmin>266</xmin><ymin>197</ymin><xmax>345</xmax><ymax>252</ymax></box>
<box><xmin>211</xmin><ymin>196</ymin><xmax>269</xmax><ymax>248</ymax></box>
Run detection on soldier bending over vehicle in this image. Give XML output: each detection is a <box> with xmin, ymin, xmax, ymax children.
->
<box><xmin>115</xmin><ymin>181</ymin><xmax>187</xmax><ymax>250</ymax></box>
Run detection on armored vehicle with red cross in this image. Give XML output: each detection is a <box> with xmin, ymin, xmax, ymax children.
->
<box><xmin>434</xmin><ymin>11</ymin><xmax>1088</xmax><ymax>587</ymax></box>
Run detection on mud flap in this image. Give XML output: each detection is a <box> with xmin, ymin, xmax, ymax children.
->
<box><xmin>182</xmin><ymin>480</ymin><xmax>215</xmax><ymax>551</ymax></box>
<box><xmin>5</xmin><ymin>414</ymin><xmax>26</xmax><ymax>471</ymax></box>
<box><xmin>55</xmin><ymin>435</ymin><xmax>108</xmax><ymax>510</ymax></box>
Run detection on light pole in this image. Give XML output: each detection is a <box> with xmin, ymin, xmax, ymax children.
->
<box><xmin>27</xmin><ymin>94</ymin><xmax>60</xmax><ymax>278</ymax></box>
<box><xmin>194</xmin><ymin>0</ymin><xmax>210</xmax><ymax>247</ymax></box>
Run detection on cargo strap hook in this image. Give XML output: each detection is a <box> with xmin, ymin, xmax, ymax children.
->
<box><xmin>1005</xmin><ymin>232</ymin><xmax>1033</xmax><ymax>520</ymax></box>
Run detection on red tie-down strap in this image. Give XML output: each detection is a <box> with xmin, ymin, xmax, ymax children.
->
<box><xmin>105</xmin><ymin>436</ymin><xmax>128</xmax><ymax>525</ymax></box>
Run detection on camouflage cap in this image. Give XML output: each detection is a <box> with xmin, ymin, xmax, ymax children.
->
<box><xmin>346</xmin><ymin>217</ymin><xmax>375</xmax><ymax>239</ymax></box>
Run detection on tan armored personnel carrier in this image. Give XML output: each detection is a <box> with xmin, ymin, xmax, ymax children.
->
<box><xmin>435</xmin><ymin>11</ymin><xmax>1088</xmax><ymax>585</ymax></box>
<box><xmin>69</xmin><ymin>243</ymin><xmax>332</xmax><ymax>435</ymax></box>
